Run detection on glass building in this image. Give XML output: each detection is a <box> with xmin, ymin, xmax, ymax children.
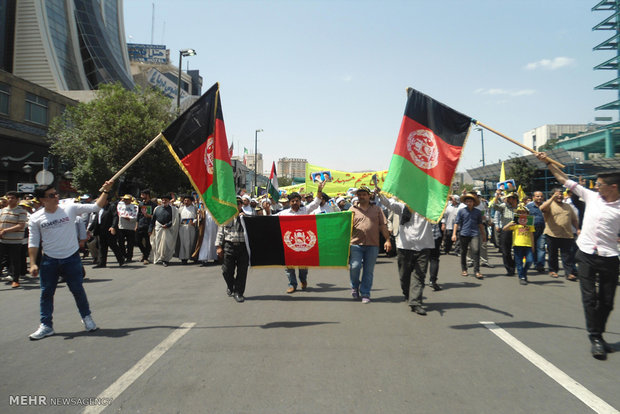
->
<box><xmin>2</xmin><ymin>0</ymin><xmax>133</xmax><ymax>91</ymax></box>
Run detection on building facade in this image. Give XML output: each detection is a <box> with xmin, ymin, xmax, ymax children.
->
<box><xmin>277</xmin><ymin>157</ymin><xmax>307</xmax><ymax>179</ymax></box>
<box><xmin>522</xmin><ymin>124</ymin><xmax>595</xmax><ymax>153</ymax></box>
<box><xmin>245</xmin><ymin>153</ymin><xmax>263</xmax><ymax>176</ymax></box>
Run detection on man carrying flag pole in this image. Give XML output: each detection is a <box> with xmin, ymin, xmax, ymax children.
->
<box><xmin>267</xmin><ymin>162</ymin><xmax>280</xmax><ymax>202</ymax></box>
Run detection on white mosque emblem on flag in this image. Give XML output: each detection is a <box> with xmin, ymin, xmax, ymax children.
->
<box><xmin>407</xmin><ymin>129</ymin><xmax>439</xmax><ymax>170</ymax></box>
<box><xmin>283</xmin><ymin>229</ymin><xmax>317</xmax><ymax>252</ymax></box>
<box><xmin>204</xmin><ymin>136</ymin><xmax>215</xmax><ymax>174</ymax></box>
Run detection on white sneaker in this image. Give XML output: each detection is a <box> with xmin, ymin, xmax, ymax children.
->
<box><xmin>82</xmin><ymin>315</ymin><xmax>98</xmax><ymax>332</ymax></box>
<box><xmin>29</xmin><ymin>324</ymin><xmax>54</xmax><ymax>340</ymax></box>
<box><xmin>2</xmin><ymin>275</ymin><xmax>14</xmax><ymax>282</ymax></box>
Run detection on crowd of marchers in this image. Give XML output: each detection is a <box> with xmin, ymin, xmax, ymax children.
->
<box><xmin>1</xmin><ymin>158</ymin><xmax>618</xmax><ymax>361</ymax></box>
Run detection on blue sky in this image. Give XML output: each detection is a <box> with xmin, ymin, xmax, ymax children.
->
<box><xmin>123</xmin><ymin>0</ymin><xmax>613</xmax><ymax>174</ymax></box>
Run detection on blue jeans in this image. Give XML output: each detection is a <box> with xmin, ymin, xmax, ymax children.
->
<box><xmin>349</xmin><ymin>245</ymin><xmax>379</xmax><ymax>298</ymax></box>
<box><xmin>514</xmin><ymin>246</ymin><xmax>533</xmax><ymax>280</ymax></box>
<box><xmin>534</xmin><ymin>232</ymin><xmax>546</xmax><ymax>269</ymax></box>
<box><xmin>39</xmin><ymin>251</ymin><xmax>91</xmax><ymax>328</ymax></box>
<box><xmin>285</xmin><ymin>267</ymin><xmax>308</xmax><ymax>287</ymax></box>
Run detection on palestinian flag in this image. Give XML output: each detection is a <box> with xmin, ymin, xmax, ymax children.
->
<box><xmin>267</xmin><ymin>162</ymin><xmax>280</xmax><ymax>201</ymax></box>
<box><xmin>241</xmin><ymin>212</ymin><xmax>353</xmax><ymax>268</ymax></box>
<box><xmin>162</xmin><ymin>82</ymin><xmax>237</xmax><ymax>225</ymax></box>
<box><xmin>383</xmin><ymin>88</ymin><xmax>471</xmax><ymax>223</ymax></box>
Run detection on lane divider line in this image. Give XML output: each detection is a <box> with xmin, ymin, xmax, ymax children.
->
<box><xmin>83</xmin><ymin>322</ymin><xmax>196</xmax><ymax>414</ymax></box>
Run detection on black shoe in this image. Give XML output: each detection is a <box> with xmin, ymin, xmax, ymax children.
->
<box><xmin>93</xmin><ymin>264</ymin><xmax>106</xmax><ymax>269</ymax></box>
<box><xmin>226</xmin><ymin>288</ymin><xmax>233</xmax><ymax>297</ymax></box>
<box><xmin>590</xmin><ymin>338</ymin><xmax>607</xmax><ymax>360</ymax></box>
<box><xmin>181</xmin><ymin>259</ymin><xmax>188</xmax><ymax>265</ymax></box>
<box><xmin>519</xmin><ymin>279</ymin><xmax>528</xmax><ymax>285</ymax></box>
<box><xmin>430</xmin><ymin>282</ymin><xmax>442</xmax><ymax>291</ymax></box>
<box><xmin>411</xmin><ymin>305</ymin><xmax>427</xmax><ymax>315</ymax></box>
<box><xmin>234</xmin><ymin>293</ymin><xmax>245</xmax><ymax>303</ymax></box>
<box><xmin>536</xmin><ymin>267</ymin><xmax>545</xmax><ymax>273</ymax></box>
<box><xmin>601</xmin><ymin>338</ymin><xmax>615</xmax><ymax>353</ymax></box>
<box><xmin>162</xmin><ymin>261</ymin><xmax>168</xmax><ymax>267</ymax></box>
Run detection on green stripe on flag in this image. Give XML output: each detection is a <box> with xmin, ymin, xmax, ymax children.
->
<box><xmin>383</xmin><ymin>154</ymin><xmax>449</xmax><ymax>223</ymax></box>
<box><xmin>315</xmin><ymin>212</ymin><xmax>353</xmax><ymax>267</ymax></box>
<box><xmin>203</xmin><ymin>159</ymin><xmax>238</xmax><ymax>225</ymax></box>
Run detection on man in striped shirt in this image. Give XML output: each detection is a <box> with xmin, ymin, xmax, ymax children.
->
<box><xmin>0</xmin><ymin>191</ymin><xmax>28</xmax><ymax>288</ymax></box>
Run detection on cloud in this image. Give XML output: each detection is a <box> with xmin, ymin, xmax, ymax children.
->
<box><xmin>524</xmin><ymin>57</ymin><xmax>574</xmax><ymax>70</ymax></box>
<box><xmin>474</xmin><ymin>88</ymin><xmax>536</xmax><ymax>97</ymax></box>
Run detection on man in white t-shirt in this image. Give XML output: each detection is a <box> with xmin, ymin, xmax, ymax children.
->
<box><xmin>27</xmin><ymin>180</ymin><xmax>114</xmax><ymax>340</ymax></box>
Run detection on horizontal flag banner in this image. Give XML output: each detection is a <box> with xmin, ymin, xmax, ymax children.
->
<box><xmin>241</xmin><ymin>212</ymin><xmax>353</xmax><ymax>268</ymax></box>
<box><xmin>304</xmin><ymin>163</ymin><xmax>387</xmax><ymax>196</ymax></box>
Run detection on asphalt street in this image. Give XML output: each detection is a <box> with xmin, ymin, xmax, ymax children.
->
<box><xmin>1</xmin><ymin>247</ymin><xmax>619</xmax><ymax>414</ymax></box>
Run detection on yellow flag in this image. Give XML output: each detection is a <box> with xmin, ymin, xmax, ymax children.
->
<box><xmin>589</xmin><ymin>180</ymin><xmax>594</xmax><ymax>189</ymax></box>
<box><xmin>517</xmin><ymin>185</ymin><xmax>526</xmax><ymax>201</ymax></box>
<box><xmin>500</xmin><ymin>161</ymin><xmax>506</xmax><ymax>182</ymax></box>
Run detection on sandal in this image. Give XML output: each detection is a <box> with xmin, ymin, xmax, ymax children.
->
<box><xmin>567</xmin><ymin>274</ymin><xmax>577</xmax><ymax>281</ymax></box>
<box><xmin>549</xmin><ymin>272</ymin><xmax>559</xmax><ymax>278</ymax></box>
<box><xmin>461</xmin><ymin>271</ymin><xmax>468</xmax><ymax>277</ymax></box>
<box><xmin>475</xmin><ymin>273</ymin><xmax>484</xmax><ymax>280</ymax></box>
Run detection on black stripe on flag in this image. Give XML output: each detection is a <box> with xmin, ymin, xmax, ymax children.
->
<box><xmin>242</xmin><ymin>216</ymin><xmax>286</xmax><ymax>266</ymax></box>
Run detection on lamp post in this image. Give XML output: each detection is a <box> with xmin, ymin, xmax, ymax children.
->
<box><xmin>254</xmin><ymin>129</ymin><xmax>263</xmax><ymax>195</ymax></box>
<box><xmin>474</xmin><ymin>127</ymin><xmax>486</xmax><ymax>195</ymax></box>
<box><xmin>177</xmin><ymin>48</ymin><xmax>196</xmax><ymax>110</ymax></box>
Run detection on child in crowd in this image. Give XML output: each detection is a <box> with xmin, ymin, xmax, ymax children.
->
<box><xmin>503</xmin><ymin>204</ymin><xmax>535</xmax><ymax>285</ymax></box>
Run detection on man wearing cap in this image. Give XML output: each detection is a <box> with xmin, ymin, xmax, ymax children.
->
<box><xmin>215</xmin><ymin>196</ymin><xmax>248</xmax><ymax>302</ymax></box>
<box><xmin>537</xmin><ymin>152</ymin><xmax>620</xmax><ymax>360</ymax></box>
<box><xmin>27</xmin><ymin>180</ymin><xmax>115</xmax><ymax>340</ymax></box>
<box><xmin>349</xmin><ymin>186</ymin><xmax>392</xmax><ymax>303</ymax></box>
<box><xmin>314</xmin><ymin>192</ymin><xmax>336</xmax><ymax>214</ymax></box>
<box><xmin>540</xmin><ymin>187</ymin><xmax>578</xmax><ymax>280</ymax></box>
<box><xmin>336</xmin><ymin>197</ymin><xmax>348</xmax><ymax>211</ymax></box>
<box><xmin>0</xmin><ymin>191</ymin><xmax>28</xmax><ymax>287</ymax></box>
<box><xmin>240</xmin><ymin>195</ymin><xmax>255</xmax><ymax>216</ymax></box>
<box><xmin>452</xmin><ymin>193</ymin><xmax>486</xmax><ymax>279</ymax></box>
<box><xmin>491</xmin><ymin>191</ymin><xmax>519</xmax><ymax>276</ymax></box>
<box><xmin>276</xmin><ymin>181</ymin><xmax>325</xmax><ymax>293</ymax></box>
<box><xmin>152</xmin><ymin>194</ymin><xmax>180</xmax><ymax>267</ymax></box>
<box><xmin>117</xmin><ymin>194</ymin><xmax>138</xmax><ymax>263</ymax></box>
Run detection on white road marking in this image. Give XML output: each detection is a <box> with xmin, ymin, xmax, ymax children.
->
<box><xmin>480</xmin><ymin>321</ymin><xmax>619</xmax><ymax>414</ymax></box>
<box><xmin>83</xmin><ymin>322</ymin><xmax>196</xmax><ymax>414</ymax></box>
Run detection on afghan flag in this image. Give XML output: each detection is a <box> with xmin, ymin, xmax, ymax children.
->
<box><xmin>241</xmin><ymin>212</ymin><xmax>352</xmax><ymax>268</ymax></box>
<box><xmin>383</xmin><ymin>88</ymin><xmax>471</xmax><ymax>223</ymax></box>
<box><xmin>162</xmin><ymin>82</ymin><xmax>237</xmax><ymax>225</ymax></box>
<box><xmin>267</xmin><ymin>162</ymin><xmax>280</xmax><ymax>201</ymax></box>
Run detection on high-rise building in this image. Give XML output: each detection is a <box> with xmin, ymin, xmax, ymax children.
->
<box><xmin>2</xmin><ymin>0</ymin><xmax>133</xmax><ymax>92</ymax></box>
<box><xmin>278</xmin><ymin>157</ymin><xmax>307</xmax><ymax>179</ymax></box>
<box><xmin>245</xmin><ymin>153</ymin><xmax>263</xmax><ymax>176</ymax></box>
<box><xmin>522</xmin><ymin>124</ymin><xmax>594</xmax><ymax>153</ymax></box>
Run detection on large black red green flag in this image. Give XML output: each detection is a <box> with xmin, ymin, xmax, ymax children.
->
<box><xmin>162</xmin><ymin>83</ymin><xmax>237</xmax><ymax>225</ymax></box>
<box><xmin>241</xmin><ymin>212</ymin><xmax>353</xmax><ymax>267</ymax></box>
<box><xmin>383</xmin><ymin>88</ymin><xmax>471</xmax><ymax>223</ymax></box>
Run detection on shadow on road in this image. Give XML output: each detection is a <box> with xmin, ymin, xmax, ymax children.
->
<box><xmin>197</xmin><ymin>321</ymin><xmax>340</xmax><ymax>329</ymax></box>
<box><xmin>449</xmin><ymin>320</ymin><xmax>584</xmax><ymax>331</ymax></box>
<box><xmin>427</xmin><ymin>301</ymin><xmax>514</xmax><ymax>317</ymax></box>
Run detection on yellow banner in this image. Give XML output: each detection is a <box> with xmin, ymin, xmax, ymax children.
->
<box><xmin>304</xmin><ymin>163</ymin><xmax>388</xmax><ymax>196</ymax></box>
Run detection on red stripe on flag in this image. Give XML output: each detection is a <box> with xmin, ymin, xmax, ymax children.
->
<box><xmin>214</xmin><ymin>119</ymin><xmax>231</xmax><ymax>164</ymax></box>
<box><xmin>393</xmin><ymin>116</ymin><xmax>464</xmax><ymax>186</ymax></box>
<box><xmin>279</xmin><ymin>215</ymin><xmax>320</xmax><ymax>266</ymax></box>
<box><xmin>180</xmin><ymin>139</ymin><xmax>210</xmax><ymax>194</ymax></box>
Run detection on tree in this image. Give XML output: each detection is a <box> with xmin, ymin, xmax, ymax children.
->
<box><xmin>538</xmin><ymin>138</ymin><xmax>559</xmax><ymax>152</ymax></box>
<box><xmin>48</xmin><ymin>83</ymin><xmax>190</xmax><ymax>197</ymax></box>
<box><xmin>506</xmin><ymin>152</ymin><xmax>537</xmax><ymax>194</ymax></box>
<box><xmin>278</xmin><ymin>177</ymin><xmax>293</xmax><ymax>187</ymax></box>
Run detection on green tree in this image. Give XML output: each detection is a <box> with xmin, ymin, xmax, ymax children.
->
<box><xmin>538</xmin><ymin>138</ymin><xmax>559</xmax><ymax>152</ymax></box>
<box><xmin>48</xmin><ymin>83</ymin><xmax>190</xmax><ymax>196</ymax></box>
<box><xmin>506</xmin><ymin>153</ymin><xmax>537</xmax><ymax>194</ymax></box>
<box><xmin>278</xmin><ymin>177</ymin><xmax>293</xmax><ymax>187</ymax></box>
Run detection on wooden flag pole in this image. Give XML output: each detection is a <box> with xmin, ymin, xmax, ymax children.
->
<box><xmin>474</xmin><ymin>121</ymin><xmax>565</xmax><ymax>168</ymax></box>
<box><xmin>100</xmin><ymin>132</ymin><xmax>164</xmax><ymax>190</ymax></box>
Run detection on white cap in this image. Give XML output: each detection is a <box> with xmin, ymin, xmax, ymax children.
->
<box><xmin>241</xmin><ymin>194</ymin><xmax>251</xmax><ymax>200</ymax></box>
<box><xmin>336</xmin><ymin>197</ymin><xmax>344</xmax><ymax>204</ymax></box>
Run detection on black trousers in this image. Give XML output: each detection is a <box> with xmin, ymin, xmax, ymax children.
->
<box><xmin>97</xmin><ymin>233</ymin><xmax>125</xmax><ymax>266</ymax></box>
<box><xmin>397</xmin><ymin>248</ymin><xmax>430</xmax><ymax>306</ymax></box>
<box><xmin>0</xmin><ymin>243</ymin><xmax>22</xmax><ymax>282</ymax></box>
<box><xmin>135</xmin><ymin>229</ymin><xmax>151</xmax><ymax>260</ymax></box>
<box><xmin>546</xmin><ymin>235</ymin><xmax>573</xmax><ymax>276</ymax></box>
<box><xmin>429</xmin><ymin>236</ymin><xmax>442</xmax><ymax>283</ymax></box>
<box><xmin>221</xmin><ymin>241</ymin><xmax>249</xmax><ymax>295</ymax></box>
<box><xmin>576</xmin><ymin>250</ymin><xmax>619</xmax><ymax>338</ymax></box>
<box><xmin>117</xmin><ymin>229</ymin><xmax>136</xmax><ymax>261</ymax></box>
<box><xmin>499</xmin><ymin>229</ymin><xmax>515</xmax><ymax>274</ymax></box>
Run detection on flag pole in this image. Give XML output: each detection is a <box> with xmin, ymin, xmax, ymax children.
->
<box><xmin>473</xmin><ymin>121</ymin><xmax>565</xmax><ymax>168</ymax></box>
<box><xmin>100</xmin><ymin>132</ymin><xmax>163</xmax><ymax>190</ymax></box>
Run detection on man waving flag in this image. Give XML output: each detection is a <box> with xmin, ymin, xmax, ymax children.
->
<box><xmin>162</xmin><ymin>83</ymin><xmax>237</xmax><ymax>225</ymax></box>
<box><xmin>383</xmin><ymin>88</ymin><xmax>472</xmax><ymax>223</ymax></box>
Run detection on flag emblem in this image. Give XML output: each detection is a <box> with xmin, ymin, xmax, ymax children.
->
<box><xmin>204</xmin><ymin>137</ymin><xmax>215</xmax><ymax>174</ymax></box>
<box><xmin>407</xmin><ymin>129</ymin><xmax>439</xmax><ymax>170</ymax></box>
<box><xmin>284</xmin><ymin>229</ymin><xmax>317</xmax><ymax>252</ymax></box>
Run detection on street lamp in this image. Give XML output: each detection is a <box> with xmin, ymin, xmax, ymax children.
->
<box><xmin>254</xmin><ymin>129</ymin><xmax>263</xmax><ymax>195</ymax></box>
<box><xmin>474</xmin><ymin>127</ymin><xmax>486</xmax><ymax>166</ymax></box>
<box><xmin>177</xmin><ymin>48</ymin><xmax>196</xmax><ymax>110</ymax></box>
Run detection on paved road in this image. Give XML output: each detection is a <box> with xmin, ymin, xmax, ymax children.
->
<box><xmin>1</xmin><ymin>248</ymin><xmax>619</xmax><ymax>414</ymax></box>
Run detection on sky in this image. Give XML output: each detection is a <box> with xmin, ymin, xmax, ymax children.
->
<box><xmin>123</xmin><ymin>0</ymin><xmax>613</xmax><ymax>174</ymax></box>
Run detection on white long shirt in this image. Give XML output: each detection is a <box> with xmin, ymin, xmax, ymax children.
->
<box><xmin>277</xmin><ymin>197</ymin><xmax>321</xmax><ymax>216</ymax></box>
<box><xmin>379</xmin><ymin>195</ymin><xmax>434</xmax><ymax>251</ymax></box>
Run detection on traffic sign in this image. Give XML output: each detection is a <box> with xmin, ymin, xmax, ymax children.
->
<box><xmin>35</xmin><ymin>170</ymin><xmax>54</xmax><ymax>185</ymax></box>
